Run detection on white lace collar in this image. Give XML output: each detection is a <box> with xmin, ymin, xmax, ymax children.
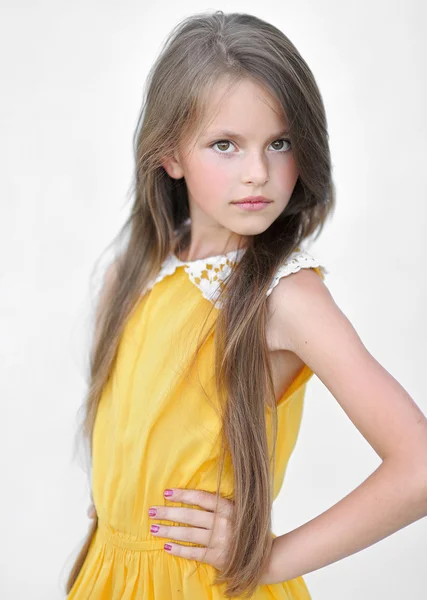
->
<box><xmin>145</xmin><ymin>247</ymin><xmax>247</xmax><ymax>308</ymax></box>
<box><xmin>145</xmin><ymin>246</ymin><xmax>326</xmax><ymax>309</ymax></box>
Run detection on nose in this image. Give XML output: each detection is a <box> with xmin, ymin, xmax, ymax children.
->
<box><xmin>242</xmin><ymin>151</ymin><xmax>269</xmax><ymax>186</ymax></box>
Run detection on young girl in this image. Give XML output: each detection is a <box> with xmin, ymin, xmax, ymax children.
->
<box><xmin>64</xmin><ymin>10</ymin><xmax>427</xmax><ymax>600</ymax></box>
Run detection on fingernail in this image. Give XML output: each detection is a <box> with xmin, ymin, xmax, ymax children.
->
<box><xmin>148</xmin><ymin>508</ymin><xmax>157</xmax><ymax>517</ymax></box>
<box><xmin>164</xmin><ymin>489</ymin><xmax>173</xmax><ymax>497</ymax></box>
<box><xmin>164</xmin><ymin>543</ymin><xmax>172</xmax><ymax>551</ymax></box>
<box><xmin>150</xmin><ymin>525</ymin><xmax>160</xmax><ymax>533</ymax></box>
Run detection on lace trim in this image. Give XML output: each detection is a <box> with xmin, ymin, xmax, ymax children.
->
<box><xmin>146</xmin><ymin>248</ymin><xmax>327</xmax><ymax>309</ymax></box>
<box><xmin>145</xmin><ymin>249</ymin><xmax>246</xmax><ymax>308</ymax></box>
<box><xmin>266</xmin><ymin>251</ymin><xmax>328</xmax><ymax>297</ymax></box>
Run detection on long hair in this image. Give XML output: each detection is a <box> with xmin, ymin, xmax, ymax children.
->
<box><xmin>65</xmin><ymin>10</ymin><xmax>335</xmax><ymax>598</ymax></box>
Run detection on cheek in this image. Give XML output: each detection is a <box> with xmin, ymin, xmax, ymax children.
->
<box><xmin>202</xmin><ymin>162</ymin><xmax>230</xmax><ymax>186</ymax></box>
<box><xmin>274</xmin><ymin>155</ymin><xmax>299</xmax><ymax>191</ymax></box>
<box><xmin>187</xmin><ymin>154</ymin><xmax>233</xmax><ymax>195</ymax></box>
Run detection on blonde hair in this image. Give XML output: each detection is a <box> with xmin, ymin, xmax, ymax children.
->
<box><xmin>65</xmin><ymin>10</ymin><xmax>335</xmax><ymax>598</ymax></box>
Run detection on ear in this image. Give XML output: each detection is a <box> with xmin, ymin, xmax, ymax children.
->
<box><xmin>161</xmin><ymin>152</ymin><xmax>185</xmax><ymax>180</ymax></box>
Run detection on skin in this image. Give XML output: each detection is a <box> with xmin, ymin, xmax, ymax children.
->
<box><xmin>161</xmin><ymin>75</ymin><xmax>298</xmax><ymax>261</ymax></box>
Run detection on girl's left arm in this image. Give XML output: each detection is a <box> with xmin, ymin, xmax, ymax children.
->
<box><xmin>262</xmin><ymin>268</ymin><xmax>427</xmax><ymax>585</ymax></box>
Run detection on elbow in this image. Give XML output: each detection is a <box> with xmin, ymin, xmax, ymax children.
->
<box><xmin>386</xmin><ymin>453</ymin><xmax>427</xmax><ymax>517</ymax></box>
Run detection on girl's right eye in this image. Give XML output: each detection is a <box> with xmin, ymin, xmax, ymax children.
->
<box><xmin>211</xmin><ymin>140</ymin><xmax>235</xmax><ymax>154</ymax></box>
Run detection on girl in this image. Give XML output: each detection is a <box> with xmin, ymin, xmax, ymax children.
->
<box><xmin>64</xmin><ymin>10</ymin><xmax>427</xmax><ymax>600</ymax></box>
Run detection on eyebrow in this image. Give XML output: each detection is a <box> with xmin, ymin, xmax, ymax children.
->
<box><xmin>201</xmin><ymin>128</ymin><xmax>290</xmax><ymax>141</ymax></box>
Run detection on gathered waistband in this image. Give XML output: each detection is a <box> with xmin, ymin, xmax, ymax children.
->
<box><xmin>97</xmin><ymin>518</ymin><xmax>166</xmax><ymax>552</ymax></box>
<box><xmin>96</xmin><ymin>517</ymin><xmax>277</xmax><ymax>554</ymax></box>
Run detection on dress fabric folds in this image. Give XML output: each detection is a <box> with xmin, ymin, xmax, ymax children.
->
<box><xmin>67</xmin><ymin>248</ymin><xmax>326</xmax><ymax>599</ymax></box>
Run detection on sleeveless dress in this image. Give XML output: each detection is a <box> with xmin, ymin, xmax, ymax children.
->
<box><xmin>67</xmin><ymin>245</ymin><xmax>327</xmax><ymax>599</ymax></box>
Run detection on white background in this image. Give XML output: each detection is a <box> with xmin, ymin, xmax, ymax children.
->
<box><xmin>1</xmin><ymin>1</ymin><xmax>426</xmax><ymax>598</ymax></box>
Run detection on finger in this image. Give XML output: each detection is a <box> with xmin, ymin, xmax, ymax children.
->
<box><xmin>150</xmin><ymin>523</ymin><xmax>211</xmax><ymax>547</ymax></box>
<box><xmin>166</xmin><ymin>489</ymin><xmax>234</xmax><ymax>518</ymax></box>
<box><xmin>150</xmin><ymin>506</ymin><xmax>215</xmax><ymax>529</ymax></box>
<box><xmin>163</xmin><ymin>541</ymin><xmax>214</xmax><ymax>564</ymax></box>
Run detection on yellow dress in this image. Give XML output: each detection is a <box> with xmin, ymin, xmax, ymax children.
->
<box><xmin>67</xmin><ymin>246</ymin><xmax>326</xmax><ymax>599</ymax></box>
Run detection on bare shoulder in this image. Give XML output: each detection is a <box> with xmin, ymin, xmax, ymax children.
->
<box><xmin>267</xmin><ymin>266</ymin><xmax>345</xmax><ymax>355</ymax></box>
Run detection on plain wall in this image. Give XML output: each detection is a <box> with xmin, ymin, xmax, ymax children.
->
<box><xmin>1</xmin><ymin>0</ymin><xmax>426</xmax><ymax>598</ymax></box>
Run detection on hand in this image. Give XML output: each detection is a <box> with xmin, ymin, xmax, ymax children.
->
<box><xmin>87</xmin><ymin>503</ymin><xmax>97</xmax><ymax>519</ymax></box>
<box><xmin>148</xmin><ymin>488</ymin><xmax>234</xmax><ymax>570</ymax></box>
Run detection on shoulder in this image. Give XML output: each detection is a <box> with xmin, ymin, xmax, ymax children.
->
<box><xmin>267</xmin><ymin>253</ymin><xmax>343</xmax><ymax>354</ymax></box>
<box><xmin>266</xmin><ymin>249</ymin><xmax>327</xmax><ymax>298</ymax></box>
<box><xmin>268</xmin><ymin>262</ymin><xmax>368</xmax><ymax>394</ymax></box>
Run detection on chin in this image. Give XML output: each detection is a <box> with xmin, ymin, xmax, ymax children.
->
<box><xmin>231</xmin><ymin>219</ymin><xmax>275</xmax><ymax>236</ymax></box>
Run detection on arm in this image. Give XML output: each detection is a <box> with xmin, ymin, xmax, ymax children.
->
<box><xmin>261</xmin><ymin>268</ymin><xmax>427</xmax><ymax>584</ymax></box>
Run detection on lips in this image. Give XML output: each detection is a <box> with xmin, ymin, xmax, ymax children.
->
<box><xmin>233</xmin><ymin>196</ymin><xmax>272</xmax><ymax>204</ymax></box>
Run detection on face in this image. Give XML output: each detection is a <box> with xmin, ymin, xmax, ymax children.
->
<box><xmin>162</xmin><ymin>76</ymin><xmax>299</xmax><ymax>253</ymax></box>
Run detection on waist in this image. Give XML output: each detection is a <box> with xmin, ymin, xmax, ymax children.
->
<box><xmin>96</xmin><ymin>517</ymin><xmax>204</xmax><ymax>552</ymax></box>
<box><xmin>97</xmin><ymin>518</ymin><xmax>165</xmax><ymax>552</ymax></box>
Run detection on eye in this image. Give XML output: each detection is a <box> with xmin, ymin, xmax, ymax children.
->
<box><xmin>269</xmin><ymin>138</ymin><xmax>292</xmax><ymax>152</ymax></box>
<box><xmin>211</xmin><ymin>140</ymin><xmax>236</xmax><ymax>154</ymax></box>
<box><xmin>210</xmin><ymin>138</ymin><xmax>292</xmax><ymax>156</ymax></box>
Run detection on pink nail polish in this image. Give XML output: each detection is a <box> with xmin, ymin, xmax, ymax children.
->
<box><xmin>164</xmin><ymin>489</ymin><xmax>173</xmax><ymax>497</ymax></box>
<box><xmin>164</xmin><ymin>543</ymin><xmax>172</xmax><ymax>551</ymax></box>
<box><xmin>148</xmin><ymin>508</ymin><xmax>157</xmax><ymax>517</ymax></box>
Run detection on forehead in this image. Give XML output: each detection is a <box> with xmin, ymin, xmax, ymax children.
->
<box><xmin>197</xmin><ymin>75</ymin><xmax>288</xmax><ymax>137</ymax></box>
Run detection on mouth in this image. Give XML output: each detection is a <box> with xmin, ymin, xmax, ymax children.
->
<box><xmin>232</xmin><ymin>196</ymin><xmax>273</xmax><ymax>204</ymax></box>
